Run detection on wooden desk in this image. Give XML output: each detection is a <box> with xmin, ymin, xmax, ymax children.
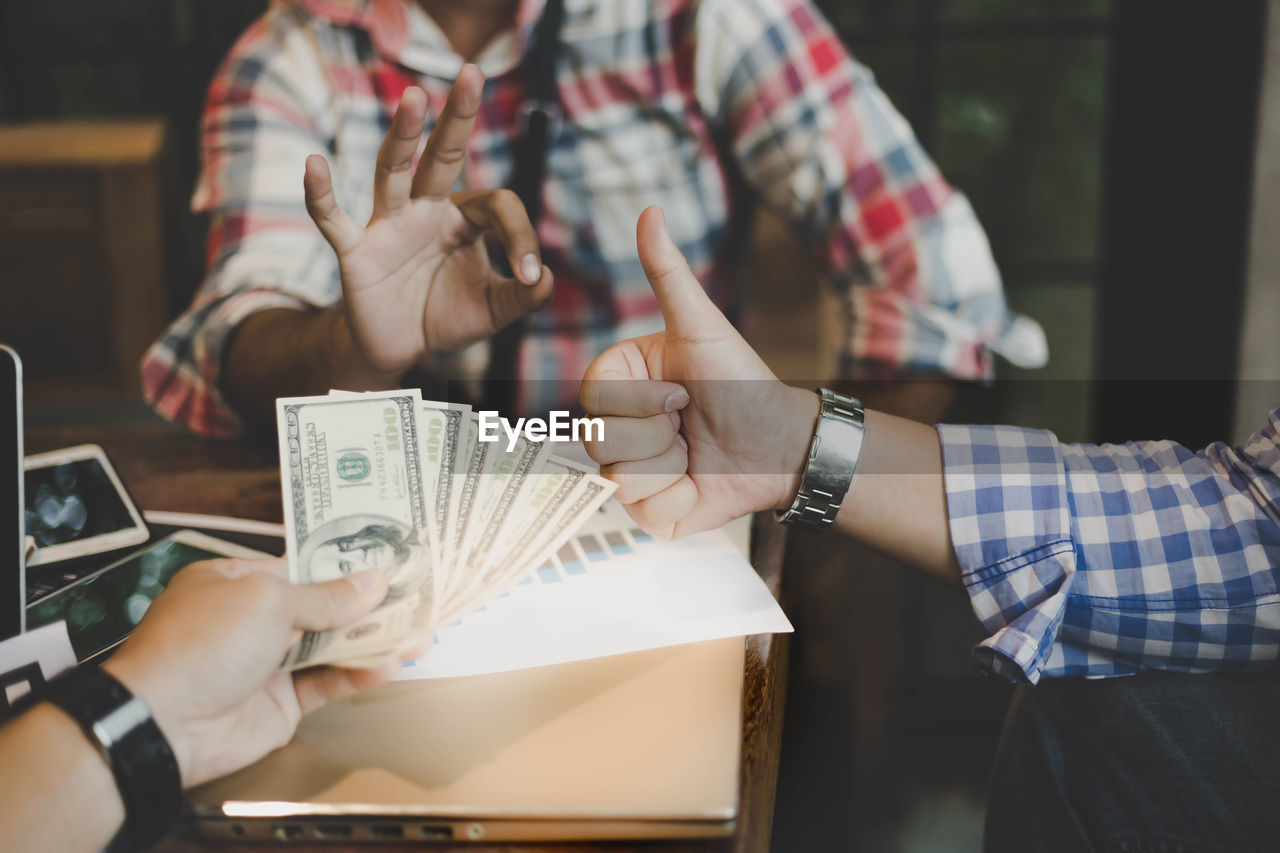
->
<box><xmin>25</xmin><ymin>421</ymin><xmax>790</xmax><ymax>853</ymax></box>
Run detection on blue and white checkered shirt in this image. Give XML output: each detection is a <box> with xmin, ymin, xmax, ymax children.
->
<box><xmin>938</xmin><ymin>406</ymin><xmax>1280</xmax><ymax>683</ymax></box>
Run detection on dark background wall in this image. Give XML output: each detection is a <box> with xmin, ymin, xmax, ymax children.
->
<box><xmin>0</xmin><ymin>0</ymin><xmax>267</xmax><ymax>315</ymax></box>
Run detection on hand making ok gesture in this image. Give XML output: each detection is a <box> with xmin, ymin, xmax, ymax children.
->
<box><xmin>303</xmin><ymin>64</ymin><xmax>553</xmax><ymax>373</ymax></box>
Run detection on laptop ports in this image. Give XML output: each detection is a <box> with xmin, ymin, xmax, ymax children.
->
<box><xmin>272</xmin><ymin>825</ymin><xmax>305</xmax><ymax>841</ymax></box>
<box><xmin>370</xmin><ymin>824</ymin><xmax>404</xmax><ymax>839</ymax></box>
<box><xmin>314</xmin><ymin>824</ymin><xmax>352</xmax><ymax>839</ymax></box>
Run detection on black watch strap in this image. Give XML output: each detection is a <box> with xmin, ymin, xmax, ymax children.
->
<box><xmin>43</xmin><ymin>666</ymin><xmax>182</xmax><ymax>853</ymax></box>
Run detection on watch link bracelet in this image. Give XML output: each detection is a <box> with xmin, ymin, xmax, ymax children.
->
<box><xmin>41</xmin><ymin>665</ymin><xmax>182</xmax><ymax>853</ymax></box>
<box><xmin>776</xmin><ymin>388</ymin><xmax>865</xmax><ymax>532</ymax></box>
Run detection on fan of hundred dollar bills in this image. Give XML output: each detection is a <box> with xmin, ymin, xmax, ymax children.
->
<box><xmin>275</xmin><ymin>389</ymin><xmax>616</xmax><ymax>669</ymax></box>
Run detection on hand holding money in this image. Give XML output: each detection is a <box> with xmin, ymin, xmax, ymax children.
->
<box><xmin>276</xmin><ymin>390</ymin><xmax>615</xmax><ymax>669</ymax></box>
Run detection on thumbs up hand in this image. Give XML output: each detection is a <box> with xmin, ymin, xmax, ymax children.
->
<box><xmin>580</xmin><ymin>207</ymin><xmax>819</xmax><ymax>539</ymax></box>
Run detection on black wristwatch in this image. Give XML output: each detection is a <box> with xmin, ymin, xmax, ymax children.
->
<box><xmin>41</xmin><ymin>666</ymin><xmax>182</xmax><ymax>852</ymax></box>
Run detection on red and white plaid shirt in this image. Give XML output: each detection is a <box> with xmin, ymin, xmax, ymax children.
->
<box><xmin>142</xmin><ymin>0</ymin><xmax>1046</xmax><ymax>437</ymax></box>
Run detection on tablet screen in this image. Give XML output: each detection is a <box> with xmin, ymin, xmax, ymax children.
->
<box><xmin>26</xmin><ymin>538</ymin><xmax>226</xmax><ymax>662</ymax></box>
<box><xmin>24</xmin><ymin>457</ymin><xmax>135</xmax><ymax>547</ymax></box>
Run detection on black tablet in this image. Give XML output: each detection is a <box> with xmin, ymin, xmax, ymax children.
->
<box><xmin>0</xmin><ymin>345</ymin><xmax>23</xmax><ymax>640</ymax></box>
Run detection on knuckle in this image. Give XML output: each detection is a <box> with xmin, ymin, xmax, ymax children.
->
<box><xmin>491</xmin><ymin>188</ymin><xmax>521</xmax><ymax>211</ymax></box>
<box><xmin>240</xmin><ymin>570</ymin><xmax>281</xmax><ymax>608</ymax></box>
<box><xmin>614</xmin><ymin>481</ymin><xmax>640</xmax><ymax>505</ymax></box>
<box><xmin>672</xmin><ymin>442</ymin><xmax>689</xmax><ymax>468</ymax></box>
<box><xmin>375</xmin><ymin>157</ymin><xmax>413</xmax><ymax>177</ymax></box>
<box><xmin>274</xmin><ymin>721</ymin><xmax>296</xmax><ymax>751</ymax></box>
<box><xmin>211</xmin><ymin>558</ymin><xmax>252</xmax><ymax>579</ymax></box>
<box><xmin>629</xmin><ymin>497</ymin><xmax>662</xmax><ymax>527</ymax></box>
<box><xmin>427</xmin><ymin>143</ymin><xmax>465</xmax><ymax>166</ymax></box>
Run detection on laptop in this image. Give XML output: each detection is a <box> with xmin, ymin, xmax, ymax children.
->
<box><xmin>183</xmin><ymin>518</ymin><xmax>756</xmax><ymax>844</ymax></box>
<box><xmin>186</xmin><ymin>637</ymin><xmax>744</xmax><ymax>843</ymax></box>
<box><xmin>1</xmin><ymin>345</ymin><xmax>22</xmax><ymax>641</ymax></box>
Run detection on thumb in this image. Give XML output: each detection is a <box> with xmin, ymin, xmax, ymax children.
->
<box><xmin>637</xmin><ymin>206</ymin><xmax>734</xmax><ymax>336</ymax></box>
<box><xmin>285</xmin><ymin>570</ymin><xmax>388</xmax><ymax>632</ymax></box>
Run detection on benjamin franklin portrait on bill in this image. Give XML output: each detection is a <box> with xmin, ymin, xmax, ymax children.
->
<box><xmin>297</xmin><ymin>514</ymin><xmax>427</xmax><ymax>601</ymax></box>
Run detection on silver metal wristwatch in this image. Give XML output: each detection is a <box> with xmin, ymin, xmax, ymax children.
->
<box><xmin>776</xmin><ymin>388</ymin><xmax>865</xmax><ymax>532</ymax></box>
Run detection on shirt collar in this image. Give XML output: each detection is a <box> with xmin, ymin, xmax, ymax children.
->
<box><xmin>287</xmin><ymin>0</ymin><xmax>548</xmax><ymax>79</ymax></box>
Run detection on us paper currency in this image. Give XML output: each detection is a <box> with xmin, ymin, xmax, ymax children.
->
<box><xmin>420</xmin><ymin>401</ymin><xmax>468</xmax><ymax>558</ymax></box>
<box><xmin>276</xmin><ymin>390</ymin><xmax>616</xmax><ymax>669</ymax></box>
<box><xmin>277</xmin><ymin>390</ymin><xmax>436</xmax><ymax>667</ymax></box>
<box><xmin>441</xmin><ymin>457</ymin><xmax>608</xmax><ymax>621</ymax></box>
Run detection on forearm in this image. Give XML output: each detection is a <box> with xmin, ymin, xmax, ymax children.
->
<box><xmin>836</xmin><ymin>409</ymin><xmax>960</xmax><ymax>585</ymax></box>
<box><xmin>222</xmin><ymin>307</ymin><xmax>401</xmax><ymax>432</ymax></box>
<box><xmin>775</xmin><ymin>386</ymin><xmax>960</xmax><ymax>586</ymax></box>
<box><xmin>0</xmin><ymin>703</ymin><xmax>124</xmax><ymax>853</ymax></box>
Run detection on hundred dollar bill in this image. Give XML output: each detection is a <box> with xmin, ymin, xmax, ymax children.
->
<box><xmin>492</xmin><ymin>472</ymin><xmax>615</xmax><ymax>590</ymax></box>
<box><xmin>449</xmin><ymin>413</ymin><xmax>492</xmax><ymax>561</ymax></box>
<box><xmin>419</xmin><ymin>401</ymin><xmax>469</xmax><ymax>563</ymax></box>
<box><xmin>320</xmin><ymin>391</ymin><xmax>464</xmax><ymax>567</ymax></box>
<box><xmin>436</xmin><ymin>454</ymin><xmax>582</xmax><ymax>621</ymax></box>
<box><xmin>276</xmin><ymin>390</ymin><xmax>435</xmax><ymax>667</ymax></box>
<box><xmin>438</xmin><ymin>461</ymin><xmax>616</xmax><ymax>625</ymax></box>
<box><xmin>443</xmin><ymin>407</ymin><xmax>477</xmax><ymax>564</ymax></box>
<box><xmin>457</xmin><ymin>432</ymin><xmax>553</xmax><ymax>576</ymax></box>
<box><xmin>439</xmin><ymin>436</ymin><xmax>553</xmax><ymax>617</ymax></box>
<box><xmin>485</xmin><ymin>456</ymin><xmax>595</xmax><ymax>574</ymax></box>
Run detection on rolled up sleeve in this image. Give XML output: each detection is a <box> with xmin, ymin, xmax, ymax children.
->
<box><xmin>141</xmin><ymin>7</ymin><xmax>339</xmax><ymax>437</ymax></box>
<box><xmin>939</xmin><ymin>411</ymin><xmax>1280</xmax><ymax>683</ymax></box>
<box><xmin>939</xmin><ymin>425</ymin><xmax>1076</xmax><ymax>682</ymax></box>
<box><xmin>694</xmin><ymin>0</ymin><xmax>1048</xmax><ymax>381</ymax></box>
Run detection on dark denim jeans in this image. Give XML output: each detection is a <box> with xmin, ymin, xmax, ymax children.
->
<box><xmin>984</xmin><ymin>669</ymin><xmax>1280</xmax><ymax>853</ymax></box>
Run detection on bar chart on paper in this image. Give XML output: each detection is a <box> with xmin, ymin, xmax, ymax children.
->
<box><xmin>525</xmin><ymin>501</ymin><xmax>653</xmax><ymax>584</ymax></box>
<box><xmin>397</xmin><ymin>500</ymin><xmax>792</xmax><ymax>680</ymax></box>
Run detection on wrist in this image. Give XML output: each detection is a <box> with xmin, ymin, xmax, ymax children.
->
<box><xmin>772</xmin><ymin>385</ymin><xmax>822</xmax><ymax>511</ymax></box>
<box><xmin>326</xmin><ymin>308</ymin><xmax>403</xmax><ymax>391</ymax></box>
<box><xmin>101</xmin><ymin>654</ymin><xmax>189</xmax><ymax>787</ymax></box>
<box><xmin>38</xmin><ymin>663</ymin><xmax>184</xmax><ymax>852</ymax></box>
<box><xmin>19</xmin><ymin>702</ymin><xmax>127</xmax><ymax>849</ymax></box>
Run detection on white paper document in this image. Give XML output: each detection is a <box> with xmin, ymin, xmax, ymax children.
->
<box><xmin>0</xmin><ymin>621</ymin><xmax>76</xmax><ymax>708</ymax></box>
<box><xmin>395</xmin><ymin>501</ymin><xmax>793</xmax><ymax>680</ymax></box>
